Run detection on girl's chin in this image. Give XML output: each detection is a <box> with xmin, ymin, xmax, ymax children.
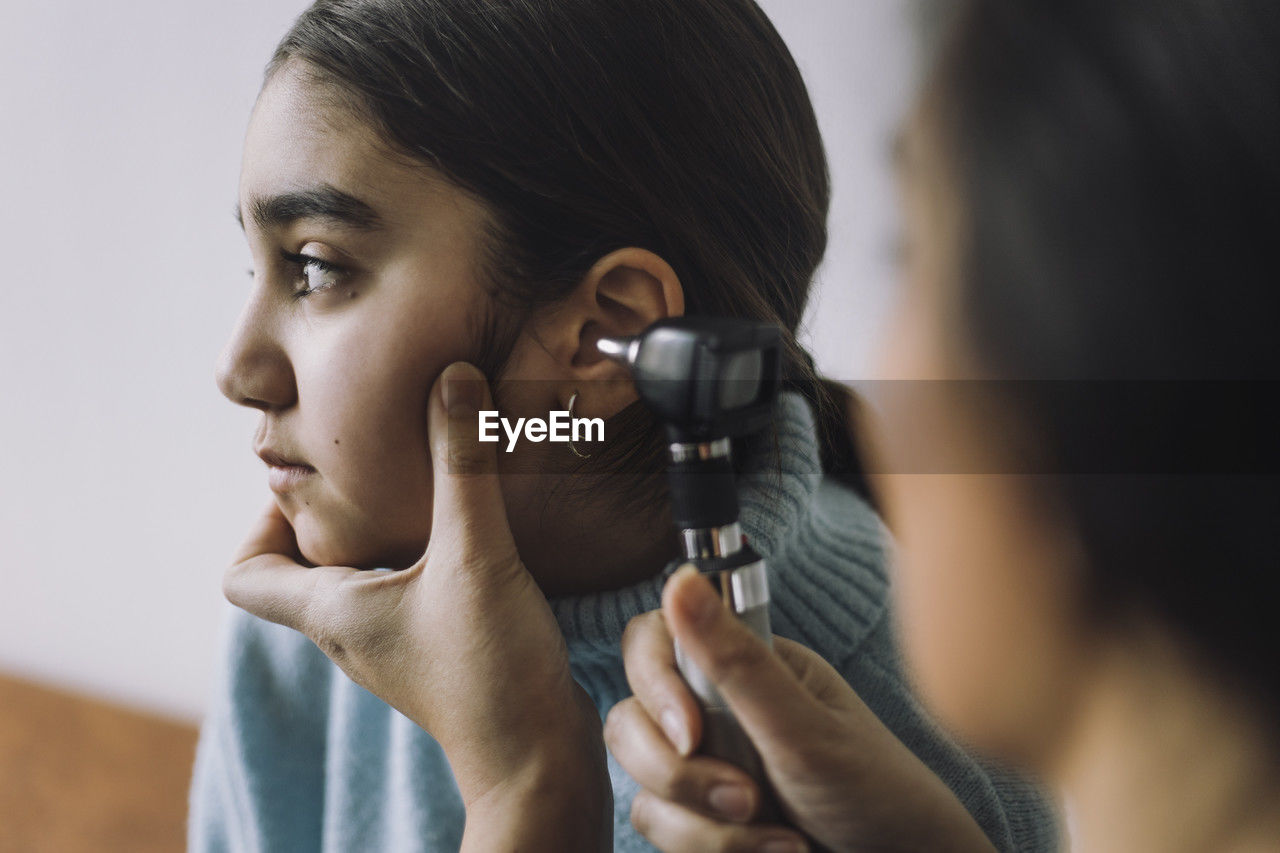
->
<box><xmin>288</xmin><ymin>512</ymin><xmax>359</xmax><ymax>568</ymax></box>
<box><xmin>291</xmin><ymin>515</ymin><xmax>417</xmax><ymax>570</ymax></box>
<box><xmin>275</xmin><ymin>491</ymin><xmax>427</xmax><ymax>568</ymax></box>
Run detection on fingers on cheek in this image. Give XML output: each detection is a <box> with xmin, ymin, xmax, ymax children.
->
<box><xmin>630</xmin><ymin>791</ymin><xmax>804</xmax><ymax>853</ymax></box>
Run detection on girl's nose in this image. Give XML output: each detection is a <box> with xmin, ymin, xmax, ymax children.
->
<box><xmin>215</xmin><ymin>298</ymin><xmax>296</xmax><ymax>412</ymax></box>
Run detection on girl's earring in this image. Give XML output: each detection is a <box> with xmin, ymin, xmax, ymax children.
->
<box><xmin>567</xmin><ymin>391</ymin><xmax>592</xmax><ymax>459</ymax></box>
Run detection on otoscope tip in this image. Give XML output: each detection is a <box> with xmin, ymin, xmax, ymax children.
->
<box><xmin>595</xmin><ymin>335</ymin><xmax>635</xmax><ymax>363</ymax></box>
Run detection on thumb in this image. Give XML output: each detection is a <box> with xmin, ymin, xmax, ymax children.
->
<box><xmin>662</xmin><ymin>565</ymin><xmax>823</xmax><ymax>752</ymax></box>
<box><xmin>427</xmin><ymin>361</ymin><xmax>517</xmax><ymax>561</ymax></box>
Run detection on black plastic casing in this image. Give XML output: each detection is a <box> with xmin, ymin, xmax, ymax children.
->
<box><xmin>628</xmin><ymin>317</ymin><xmax>782</xmax><ymax>444</ymax></box>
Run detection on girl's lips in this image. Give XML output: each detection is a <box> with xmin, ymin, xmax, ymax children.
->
<box><xmin>255</xmin><ymin>447</ymin><xmax>316</xmax><ymax>492</ymax></box>
<box><xmin>267</xmin><ymin>463</ymin><xmax>316</xmax><ymax>493</ymax></box>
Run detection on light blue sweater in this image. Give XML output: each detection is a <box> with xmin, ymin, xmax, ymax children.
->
<box><xmin>189</xmin><ymin>394</ymin><xmax>1057</xmax><ymax>851</ymax></box>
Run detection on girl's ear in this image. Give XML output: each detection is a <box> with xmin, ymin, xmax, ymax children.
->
<box><xmin>585</xmin><ymin>247</ymin><xmax>686</xmax><ymax>332</ymax></box>
<box><xmin>528</xmin><ymin>248</ymin><xmax>685</xmax><ymax>420</ymax></box>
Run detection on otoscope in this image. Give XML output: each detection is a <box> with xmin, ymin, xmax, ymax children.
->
<box><xmin>598</xmin><ymin>316</ymin><xmax>783</xmax><ymax>821</ymax></box>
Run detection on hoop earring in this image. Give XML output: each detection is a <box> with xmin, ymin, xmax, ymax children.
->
<box><xmin>567</xmin><ymin>391</ymin><xmax>592</xmax><ymax>459</ymax></box>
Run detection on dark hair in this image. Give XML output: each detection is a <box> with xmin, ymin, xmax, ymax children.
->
<box><xmin>268</xmin><ymin>0</ymin><xmax>867</xmax><ymax>503</ymax></box>
<box><xmin>932</xmin><ymin>0</ymin><xmax>1280</xmax><ymax>713</ymax></box>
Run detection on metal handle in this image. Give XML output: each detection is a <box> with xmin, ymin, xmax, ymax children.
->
<box><xmin>674</xmin><ymin>570</ymin><xmax>783</xmax><ymax>824</ymax></box>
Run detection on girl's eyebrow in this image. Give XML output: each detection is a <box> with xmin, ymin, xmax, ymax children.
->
<box><xmin>235</xmin><ymin>184</ymin><xmax>384</xmax><ymax>233</ymax></box>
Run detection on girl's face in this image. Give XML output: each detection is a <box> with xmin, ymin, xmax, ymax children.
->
<box><xmin>218</xmin><ymin>63</ymin><xmax>494</xmax><ymax>569</ymax></box>
<box><xmin>870</xmin><ymin>105</ymin><xmax>1089</xmax><ymax>770</ymax></box>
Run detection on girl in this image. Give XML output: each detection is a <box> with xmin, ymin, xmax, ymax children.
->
<box><xmin>192</xmin><ymin>1</ymin><xmax>1056</xmax><ymax>849</ymax></box>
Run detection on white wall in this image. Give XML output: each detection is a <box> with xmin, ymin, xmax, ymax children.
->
<box><xmin>0</xmin><ymin>1</ymin><xmax>915</xmax><ymax>722</ymax></box>
<box><xmin>771</xmin><ymin>1</ymin><xmax>916</xmax><ymax>378</ymax></box>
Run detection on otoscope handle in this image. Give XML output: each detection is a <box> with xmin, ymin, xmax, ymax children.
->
<box><xmin>671</xmin><ymin>560</ymin><xmax>784</xmax><ymax>824</ymax></box>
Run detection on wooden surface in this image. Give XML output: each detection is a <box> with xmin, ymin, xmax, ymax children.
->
<box><xmin>0</xmin><ymin>674</ymin><xmax>198</xmax><ymax>853</ymax></box>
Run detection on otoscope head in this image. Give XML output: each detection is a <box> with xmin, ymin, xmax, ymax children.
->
<box><xmin>596</xmin><ymin>317</ymin><xmax>782</xmax><ymax>443</ymax></box>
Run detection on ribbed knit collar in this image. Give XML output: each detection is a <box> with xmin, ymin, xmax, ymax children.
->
<box><xmin>548</xmin><ymin>392</ymin><xmax>887</xmax><ymax>680</ymax></box>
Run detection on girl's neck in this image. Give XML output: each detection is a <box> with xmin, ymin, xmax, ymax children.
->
<box><xmin>1055</xmin><ymin>623</ymin><xmax>1280</xmax><ymax>853</ymax></box>
<box><xmin>506</xmin><ymin>475</ymin><xmax>679</xmax><ymax>597</ymax></box>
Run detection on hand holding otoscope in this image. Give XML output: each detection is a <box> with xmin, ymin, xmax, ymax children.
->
<box><xmin>598</xmin><ymin>317</ymin><xmax>785</xmax><ymax>823</ymax></box>
<box><xmin>601</xmin><ymin>320</ymin><xmax>1005</xmax><ymax>852</ymax></box>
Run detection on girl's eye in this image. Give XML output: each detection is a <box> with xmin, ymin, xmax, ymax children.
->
<box><xmin>281</xmin><ymin>249</ymin><xmax>345</xmax><ymax>300</ymax></box>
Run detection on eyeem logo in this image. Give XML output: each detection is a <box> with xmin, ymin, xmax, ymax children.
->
<box><xmin>478</xmin><ymin>410</ymin><xmax>604</xmax><ymax>452</ymax></box>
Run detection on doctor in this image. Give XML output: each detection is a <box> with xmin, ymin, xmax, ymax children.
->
<box><xmin>607</xmin><ymin>1</ymin><xmax>1280</xmax><ymax>851</ymax></box>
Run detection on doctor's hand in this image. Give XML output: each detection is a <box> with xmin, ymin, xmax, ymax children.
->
<box><xmin>223</xmin><ymin>362</ymin><xmax>609</xmax><ymax>852</ymax></box>
<box><xmin>606</xmin><ymin>567</ymin><xmax>997</xmax><ymax>853</ymax></box>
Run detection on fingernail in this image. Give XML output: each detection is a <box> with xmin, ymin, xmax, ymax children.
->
<box><xmin>708</xmin><ymin>783</ymin><xmax>754</xmax><ymax>822</ymax></box>
<box><xmin>441</xmin><ymin>363</ymin><xmax>482</xmax><ymax>418</ymax></box>
<box><xmin>660</xmin><ymin>708</ymin><xmax>691</xmax><ymax>756</ymax></box>
<box><xmin>759</xmin><ymin>838</ymin><xmax>807</xmax><ymax>853</ymax></box>
<box><xmin>672</xmin><ymin>565</ymin><xmax>720</xmax><ymax>629</ymax></box>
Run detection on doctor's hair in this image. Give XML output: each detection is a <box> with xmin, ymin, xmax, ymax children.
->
<box><xmin>931</xmin><ymin>0</ymin><xmax>1280</xmax><ymax>715</ymax></box>
<box><xmin>267</xmin><ymin>0</ymin><xmax>868</xmax><ymax>506</ymax></box>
